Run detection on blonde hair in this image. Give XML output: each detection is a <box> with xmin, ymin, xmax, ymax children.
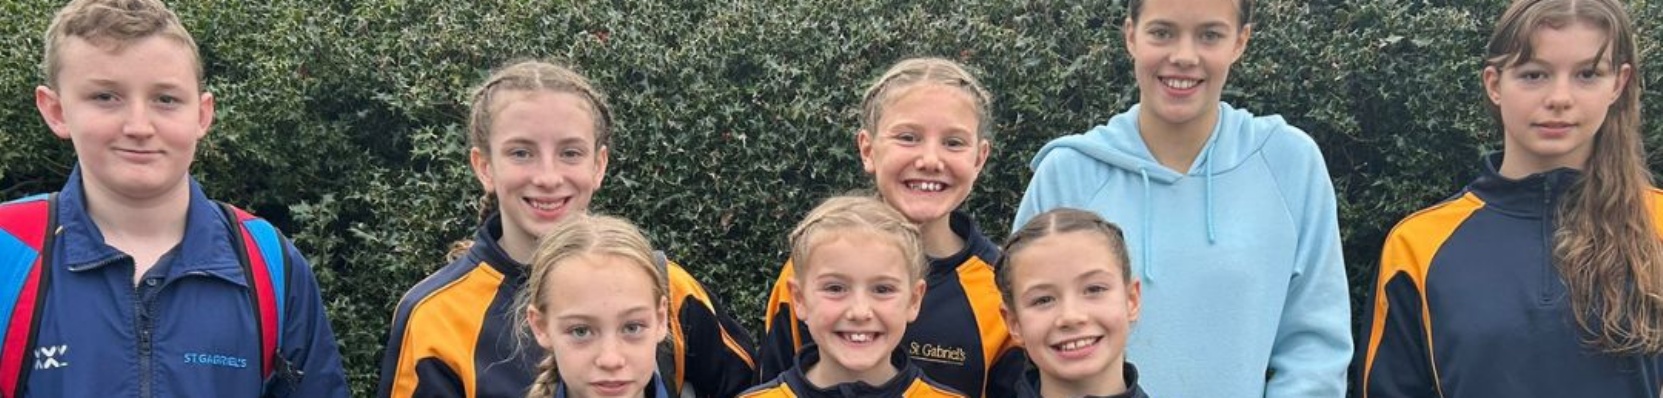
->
<box><xmin>42</xmin><ymin>0</ymin><xmax>202</xmax><ymax>88</ymax></box>
<box><xmin>859</xmin><ymin>57</ymin><xmax>995</xmax><ymax>140</ymax></box>
<box><xmin>789</xmin><ymin>194</ymin><xmax>926</xmax><ymax>282</ymax></box>
<box><xmin>512</xmin><ymin>213</ymin><xmax>666</xmax><ymax>398</ymax></box>
<box><xmin>1486</xmin><ymin>0</ymin><xmax>1663</xmax><ymax>355</ymax></box>
<box><xmin>995</xmin><ymin>208</ymin><xmax>1132</xmax><ymax>308</ymax></box>
<box><xmin>447</xmin><ymin>60</ymin><xmax>614</xmax><ymax>261</ymax></box>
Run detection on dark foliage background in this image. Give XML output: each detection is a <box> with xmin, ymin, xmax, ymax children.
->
<box><xmin>4</xmin><ymin>0</ymin><xmax>1660</xmax><ymax>395</ymax></box>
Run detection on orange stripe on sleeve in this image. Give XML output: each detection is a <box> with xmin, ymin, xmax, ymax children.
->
<box><xmin>1361</xmin><ymin>193</ymin><xmax>1484</xmax><ymax>398</ymax></box>
<box><xmin>956</xmin><ymin>258</ymin><xmax>1011</xmax><ymax>398</ymax></box>
<box><xmin>390</xmin><ymin>264</ymin><xmax>506</xmax><ymax>398</ymax></box>
<box><xmin>766</xmin><ymin>261</ymin><xmax>802</xmax><ymax>350</ymax></box>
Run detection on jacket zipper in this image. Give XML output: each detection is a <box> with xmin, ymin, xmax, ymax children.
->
<box><xmin>1540</xmin><ymin>174</ymin><xmax>1557</xmax><ymax>306</ymax></box>
<box><xmin>136</xmin><ymin>271</ymin><xmax>159</xmax><ymax>398</ymax></box>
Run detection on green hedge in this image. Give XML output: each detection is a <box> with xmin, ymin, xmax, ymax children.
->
<box><xmin>3</xmin><ymin>0</ymin><xmax>1662</xmax><ymax>395</ymax></box>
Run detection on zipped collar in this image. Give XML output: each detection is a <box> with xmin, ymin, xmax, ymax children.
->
<box><xmin>929</xmin><ymin>211</ymin><xmax>1002</xmax><ymax>277</ymax></box>
<box><xmin>472</xmin><ymin>213</ymin><xmax>528</xmax><ymax>282</ymax></box>
<box><xmin>54</xmin><ymin>167</ymin><xmax>245</xmax><ymax>283</ymax></box>
<box><xmin>781</xmin><ymin>343</ymin><xmax>928</xmax><ymax>398</ymax></box>
<box><xmin>1015</xmin><ymin>362</ymin><xmax>1147</xmax><ymax>398</ymax></box>
<box><xmin>1468</xmin><ymin>152</ymin><xmax>1581</xmax><ymax>219</ymax></box>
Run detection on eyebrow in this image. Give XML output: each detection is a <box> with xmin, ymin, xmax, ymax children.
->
<box><xmin>83</xmin><ymin>78</ymin><xmax>190</xmax><ymax>92</ymax></box>
<box><xmin>885</xmin><ymin>121</ymin><xmax>974</xmax><ymax>136</ymax></box>
<box><xmin>1143</xmin><ymin>20</ymin><xmax>1234</xmax><ymax>30</ymax></box>
<box><xmin>1017</xmin><ymin>268</ymin><xmax>1118</xmax><ymax>293</ymax></box>
<box><xmin>554</xmin><ymin>305</ymin><xmax>653</xmax><ymax>321</ymax></box>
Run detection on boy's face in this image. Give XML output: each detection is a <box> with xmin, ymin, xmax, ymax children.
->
<box><xmin>528</xmin><ymin>254</ymin><xmax>667</xmax><ymax>398</ymax></box>
<box><xmin>857</xmin><ymin>84</ymin><xmax>989</xmax><ymax>225</ymax></box>
<box><xmin>470</xmin><ymin>91</ymin><xmax>608</xmax><ymax>258</ymax></box>
<box><xmin>789</xmin><ymin>233</ymin><xmax>925</xmax><ymax>385</ymax></box>
<box><xmin>1002</xmin><ymin>231</ymin><xmax>1141</xmax><ymax>392</ymax></box>
<box><xmin>36</xmin><ymin>36</ymin><xmax>213</xmax><ymax>201</ymax></box>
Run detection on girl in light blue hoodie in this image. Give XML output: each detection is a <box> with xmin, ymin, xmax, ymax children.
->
<box><xmin>1012</xmin><ymin>0</ymin><xmax>1351</xmax><ymax>397</ymax></box>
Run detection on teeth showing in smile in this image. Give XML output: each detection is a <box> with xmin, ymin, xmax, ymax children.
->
<box><xmin>527</xmin><ymin>199</ymin><xmax>563</xmax><ymax>210</ymax></box>
<box><xmin>1163</xmin><ymin>78</ymin><xmax>1199</xmax><ymax>89</ymax></box>
<box><xmin>1055</xmin><ymin>337</ymin><xmax>1099</xmax><ymax>352</ymax></box>
<box><xmin>842</xmin><ymin>332</ymin><xmax>876</xmax><ymax>343</ymax></box>
<box><xmin>907</xmin><ymin>182</ymin><xmax>945</xmax><ymax>192</ymax></box>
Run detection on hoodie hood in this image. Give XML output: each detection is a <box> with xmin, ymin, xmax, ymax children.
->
<box><xmin>1027</xmin><ymin>102</ymin><xmax>1288</xmax><ymax>280</ymax></box>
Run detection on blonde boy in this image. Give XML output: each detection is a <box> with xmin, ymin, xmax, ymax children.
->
<box><xmin>3</xmin><ymin>0</ymin><xmax>348</xmax><ymax>395</ymax></box>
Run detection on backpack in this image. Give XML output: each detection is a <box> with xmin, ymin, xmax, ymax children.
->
<box><xmin>0</xmin><ymin>193</ymin><xmax>294</xmax><ymax>397</ymax></box>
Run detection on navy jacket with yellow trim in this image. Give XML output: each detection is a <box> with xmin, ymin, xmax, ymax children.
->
<box><xmin>1013</xmin><ymin>362</ymin><xmax>1147</xmax><ymax>398</ymax></box>
<box><xmin>759</xmin><ymin>211</ymin><xmax>1024</xmax><ymax>398</ymax></box>
<box><xmin>1355</xmin><ymin>153</ymin><xmax>1663</xmax><ymax>397</ymax></box>
<box><xmin>377</xmin><ymin>215</ymin><xmax>757</xmax><ymax>398</ymax></box>
<box><xmin>740</xmin><ymin>343</ymin><xmax>965</xmax><ymax>398</ymax></box>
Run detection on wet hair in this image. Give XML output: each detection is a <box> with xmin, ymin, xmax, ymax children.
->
<box><xmin>1127</xmin><ymin>0</ymin><xmax>1255</xmax><ymax>29</ymax></box>
<box><xmin>511</xmin><ymin>213</ymin><xmax>666</xmax><ymax>398</ymax></box>
<box><xmin>1486</xmin><ymin>0</ymin><xmax>1663</xmax><ymax>356</ymax></box>
<box><xmin>789</xmin><ymin>194</ymin><xmax>926</xmax><ymax>282</ymax></box>
<box><xmin>859</xmin><ymin>57</ymin><xmax>995</xmax><ymax>140</ymax></box>
<box><xmin>995</xmin><ymin>208</ymin><xmax>1132</xmax><ymax>308</ymax></box>
<box><xmin>42</xmin><ymin>0</ymin><xmax>202</xmax><ymax>88</ymax></box>
<box><xmin>447</xmin><ymin>60</ymin><xmax>614</xmax><ymax>261</ymax></box>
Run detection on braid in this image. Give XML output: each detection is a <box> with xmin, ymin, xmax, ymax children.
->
<box><xmin>445</xmin><ymin>192</ymin><xmax>497</xmax><ymax>263</ymax></box>
<box><xmin>525</xmin><ymin>355</ymin><xmax>559</xmax><ymax>398</ymax></box>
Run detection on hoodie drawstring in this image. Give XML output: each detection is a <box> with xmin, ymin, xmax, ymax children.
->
<box><xmin>1205</xmin><ymin>139</ymin><xmax>1218</xmax><ymax>244</ymax></box>
<box><xmin>1140</xmin><ymin>167</ymin><xmax>1154</xmax><ymax>282</ymax></box>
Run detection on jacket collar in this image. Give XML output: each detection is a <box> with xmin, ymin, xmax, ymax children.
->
<box><xmin>54</xmin><ymin>167</ymin><xmax>245</xmax><ymax>283</ymax></box>
<box><xmin>1016</xmin><ymin>361</ymin><xmax>1147</xmax><ymax>398</ymax></box>
<box><xmin>1468</xmin><ymin>152</ymin><xmax>1582</xmax><ymax>218</ymax></box>
<box><xmin>930</xmin><ymin>211</ymin><xmax>1002</xmax><ymax>277</ymax></box>
<box><xmin>474</xmin><ymin>213</ymin><xmax>527</xmax><ymax>282</ymax></box>
<box><xmin>782</xmin><ymin>342</ymin><xmax>927</xmax><ymax>398</ymax></box>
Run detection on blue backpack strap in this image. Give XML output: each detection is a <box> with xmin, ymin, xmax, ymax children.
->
<box><xmin>216</xmin><ymin>202</ymin><xmax>294</xmax><ymax>392</ymax></box>
<box><xmin>0</xmin><ymin>194</ymin><xmax>57</xmax><ymax>398</ymax></box>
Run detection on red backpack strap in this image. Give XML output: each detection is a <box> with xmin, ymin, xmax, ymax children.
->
<box><xmin>217</xmin><ymin>203</ymin><xmax>288</xmax><ymax>385</ymax></box>
<box><xmin>0</xmin><ymin>194</ymin><xmax>58</xmax><ymax>398</ymax></box>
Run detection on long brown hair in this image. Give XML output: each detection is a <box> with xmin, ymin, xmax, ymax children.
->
<box><xmin>1487</xmin><ymin>0</ymin><xmax>1663</xmax><ymax>355</ymax></box>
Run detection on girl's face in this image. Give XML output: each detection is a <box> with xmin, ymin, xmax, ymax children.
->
<box><xmin>1124</xmin><ymin>0</ymin><xmax>1250</xmax><ymax>129</ymax></box>
<box><xmin>470</xmin><ymin>91</ymin><xmax>608</xmax><ymax>259</ymax></box>
<box><xmin>1002</xmin><ymin>231</ymin><xmax>1140</xmax><ymax>394</ymax></box>
<box><xmin>857</xmin><ymin>84</ymin><xmax>989</xmax><ymax>225</ymax></box>
<box><xmin>789</xmin><ymin>233</ymin><xmax>925</xmax><ymax>386</ymax></box>
<box><xmin>528</xmin><ymin>254</ymin><xmax>667</xmax><ymax>398</ymax></box>
<box><xmin>1484</xmin><ymin>20</ymin><xmax>1629</xmax><ymax>175</ymax></box>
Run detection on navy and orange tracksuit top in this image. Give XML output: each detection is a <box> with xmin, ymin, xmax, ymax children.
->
<box><xmin>377</xmin><ymin>215</ymin><xmax>758</xmax><ymax>398</ymax></box>
<box><xmin>759</xmin><ymin>211</ymin><xmax>1024</xmax><ymax>398</ymax></box>
<box><xmin>1356</xmin><ymin>153</ymin><xmax>1663</xmax><ymax>397</ymax></box>
<box><xmin>740</xmin><ymin>343</ymin><xmax>965</xmax><ymax>398</ymax></box>
<box><xmin>1013</xmin><ymin>363</ymin><xmax>1148</xmax><ymax>398</ymax></box>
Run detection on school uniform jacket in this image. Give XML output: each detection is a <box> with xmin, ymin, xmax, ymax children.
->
<box><xmin>759</xmin><ymin>211</ymin><xmax>1024</xmax><ymax>398</ymax></box>
<box><xmin>1013</xmin><ymin>363</ymin><xmax>1148</xmax><ymax>398</ymax></box>
<box><xmin>1356</xmin><ymin>153</ymin><xmax>1663</xmax><ymax>397</ymax></box>
<box><xmin>8</xmin><ymin>168</ymin><xmax>350</xmax><ymax>397</ymax></box>
<box><xmin>739</xmin><ymin>343</ymin><xmax>965</xmax><ymax>398</ymax></box>
<box><xmin>377</xmin><ymin>215</ymin><xmax>757</xmax><ymax>398</ymax></box>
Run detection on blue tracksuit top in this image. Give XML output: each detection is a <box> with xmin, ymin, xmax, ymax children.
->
<box><xmin>11</xmin><ymin>168</ymin><xmax>348</xmax><ymax>397</ymax></box>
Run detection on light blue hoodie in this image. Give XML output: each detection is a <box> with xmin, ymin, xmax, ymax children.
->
<box><xmin>1013</xmin><ymin>103</ymin><xmax>1351</xmax><ymax>398</ymax></box>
